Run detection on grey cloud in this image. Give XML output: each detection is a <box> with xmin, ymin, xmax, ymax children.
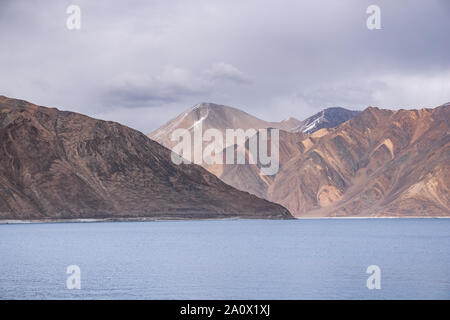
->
<box><xmin>0</xmin><ymin>0</ymin><xmax>449</xmax><ymax>132</ymax></box>
<box><xmin>294</xmin><ymin>80</ymin><xmax>388</xmax><ymax>109</ymax></box>
<box><xmin>106</xmin><ymin>67</ymin><xmax>212</xmax><ymax>106</ymax></box>
<box><xmin>204</xmin><ymin>62</ymin><xmax>252</xmax><ymax>84</ymax></box>
<box><xmin>105</xmin><ymin>62</ymin><xmax>250</xmax><ymax>107</ymax></box>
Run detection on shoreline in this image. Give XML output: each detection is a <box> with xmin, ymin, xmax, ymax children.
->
<box><xmin>296</xmin><ymin>216</ymin><xmax>450</xmax><ymax>219</ymax></box>
<box><xmin>1</xmin><ymin>216</ymin><xmax>449</xmax><ymax>225</ymax></box>
<box><xmin>0</xmin><ymin>217</ymin><xmax>241</xmax><ymax>225</ymax></box>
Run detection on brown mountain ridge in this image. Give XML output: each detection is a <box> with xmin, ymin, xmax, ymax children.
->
<box><xmin>269</xmin><ymin>105</ymin><xmax>450</xmax><ymax>217</ymax></box>
<box><xmin>152</xmin><ymin>103</ymin><xmax>450</xmax><ymax>217</ymax></box>
<box><xmin>0</xmin><ymin>96</ymin><xmax>292</xmax><ymax>220</ymax></box>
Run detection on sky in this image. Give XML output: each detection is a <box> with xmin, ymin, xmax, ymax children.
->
<box><xmin>0</xmin><ymin>0</ymin><xmax>449</xmax><ymax>133</ymax></box>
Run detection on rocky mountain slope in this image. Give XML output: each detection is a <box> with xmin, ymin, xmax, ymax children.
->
<box><xmin>292</xmin><ymin>107</ymin><xmax>360</xmax><ymax>133</ymax></box>
<box><xmin>0</xmin><ymin>96</ymin><xmax>292</xmax><ymax>220</ymax></box>
<box><xmin>149</xmin><ymin>102</ymin><xmax>303</xmax><ymax>150</ymax></box>
<box><xmin>151</xmin><ymin>102</ymin><xmax>449</xmax><ymax>217</ymax></box>
<box><xmin>213</xmin><ymin>129</ymin><xmax>307</xmax><ymax>199</ymax></box>
<box><xmin>149</xmin><ymin>103</ymin><xmax>357</xmax><ymax>147</ymax></box>
<box><xmin>269</xmin><ymin>105</ymin><xmax>449</xmax><ymax>217</ymax></box>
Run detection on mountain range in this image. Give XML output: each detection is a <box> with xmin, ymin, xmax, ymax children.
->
<box><xmin>1</xmin><ymin>95</ymin><xmax>448</xmax><ymax>220</ymax></box>
<box><xmin>149</xmin><ymin>102</ymin><xmax>450</xmax><ymax>217</ymax></box>
<box><xmin>150</xmin><ymin>103</ymin><xmax>303</xmax><ymax>151</ymax></box>
<box><xmin>149</xmin><ymin>103</ymin><xmax>357</xmax><ymax>150</ymax></box>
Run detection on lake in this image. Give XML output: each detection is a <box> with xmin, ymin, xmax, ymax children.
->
<box><xmin>0</xmin><ymin>218</ymin><xmax>449</xmax><ymax>299</ymax></box>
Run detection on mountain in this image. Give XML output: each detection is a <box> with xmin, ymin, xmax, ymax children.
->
<box><xmin>223</xmin><ymin>106</ymin><xmax>450</xmax><ymax>217</ymax></box>
<box><xmin>268</xmin><ymin>105</ymin><xmax>450</xmax><ymax>217</ymax></box>
<box><xmin>151</xmin><ymin>102</ymin><xmax>449</xmax><ymax>217</ymax></box>
<box><xmin>149</xmin><ymin>103</ymin><xmax>359</xmax><ymax>154</ymax></box>
<box><xmin>148</xmin><ymin>102</ymin><xmax>361</xmax><ymax>208</ymax></box>
<box><xmin>214</xmin><ymin>129</ymin><xmax>308</xmax><ymax>199</ymax></box>
<box><xmin>292</xmin><ymin>107</ymin><xmax>360</xmax><ymax>133</ymax></box>
<box><xmin>0</xmin><ymin>96</ymin><xmax>292</xmax><ymax>220</ymax></box>
<box><xmin>149</xmin><ymin>102</ymin><xmax>303</xmax><ymax>150</ymax></box>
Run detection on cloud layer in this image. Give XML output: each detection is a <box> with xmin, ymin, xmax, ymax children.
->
<box><xmin>0</xmin><ymin>0</ymin><xmax>449</xmax><ymax>132</ymax></box>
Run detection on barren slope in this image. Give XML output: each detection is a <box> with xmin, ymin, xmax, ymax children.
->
<box><xmin>0</xmin><ymin>96</ymin><xmax>292</xmax><ymax>220</ymax></box>
<box><xmin>270</xmin><ymin>106</ymin><xmax>449</xmax><ymax>217</ymax></box>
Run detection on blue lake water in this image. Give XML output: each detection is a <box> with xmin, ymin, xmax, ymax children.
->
<box><xmin>0</xmin><ymin>218</ymin><xmax>449</xmax><ymax>299</ymax></box>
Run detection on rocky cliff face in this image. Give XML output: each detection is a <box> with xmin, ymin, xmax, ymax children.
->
<box><xmin>0</xmin><ymin>96</ymin><xmax>292</xmax><ymax>220</ymax></box>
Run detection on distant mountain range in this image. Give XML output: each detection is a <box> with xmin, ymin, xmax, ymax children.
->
<box><xmin>0</xmin><ymin>96</ymin><xmax>292</xmax><ymax>220</ymax></box>
<box><xmin>149</xmin><ymin>102</ymin><xmax>356</xmax><ymax>149</ymax></box>
<box><xmin>150</xmin><ymin>102</ymin><xmax>303</xmax><ymax>151</ymax></box>
<box><xmin>150</xmin><ymin>102</ymin><xmax>450</xmax><ymax>217</ymax></box>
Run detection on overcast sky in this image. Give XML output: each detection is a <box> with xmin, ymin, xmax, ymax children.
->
<box><xmin>0</xmin><ymin>0</ymin><xmax>449</xmax><ymax>133</ymax></box>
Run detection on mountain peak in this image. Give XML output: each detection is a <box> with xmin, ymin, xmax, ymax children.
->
<box><xmin>322</xmin><ymin>106</ymin><xmax>354</xmax><ymax>113</ymax></box>
<box><xmin>293</xmin><ymin>107</ymin><xmax>360</xmax><ymax>134</ymax></box>
<box><xmin>192</xmin><ymin>102</ymin><xmax>219</xmax><ymax>110</ymax></box>
<box><xmin>282</xmin><ymin>116</ymin><xmax>301</xmax><ymax>123</ymax></box>
<box><xmin>148</xmin><ymin>102</ymin><xmax>286</xmax><ymax>145</ymax></box>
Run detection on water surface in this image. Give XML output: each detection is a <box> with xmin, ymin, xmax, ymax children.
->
<box><xmin>0</xmin><ymin>219</ymin><xmax>449</xmax><ymax>299</ymax></box>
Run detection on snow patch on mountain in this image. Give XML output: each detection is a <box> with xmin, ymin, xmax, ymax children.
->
<box><xmin>302</xmin><ymin>114</ymin><xmax>324</xmax><ymax>133</ymax></box>
<box><xmin>188</xmin><ymin>108</ymin><xmax>209</xmax><ymax>130</ymax></box>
